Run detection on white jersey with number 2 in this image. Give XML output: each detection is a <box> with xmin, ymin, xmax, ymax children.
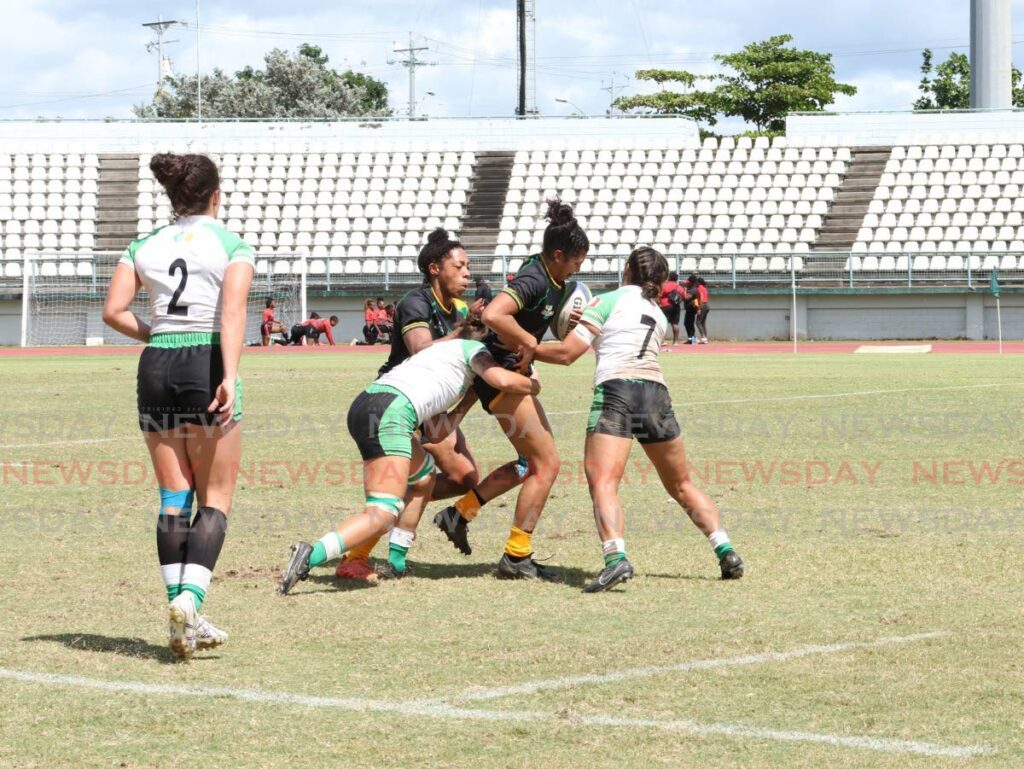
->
<box><xmin>119</xmin><ymin>215</ymin><xmax>256</xmax><ymax>335</ymax></box>
<box><xmin>576</xmin><ymin>284</ymin><xmax>667</xmax><ymax>387</ymax></box>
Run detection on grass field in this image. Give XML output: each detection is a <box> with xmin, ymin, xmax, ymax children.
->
<box><xmin>1</xmin><ymin>347</ymin><xmax>1022</xmax><ymax>768</ymax></box>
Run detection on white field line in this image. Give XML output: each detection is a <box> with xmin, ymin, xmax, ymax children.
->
<box><xmin>2</xmin><ymin>381</ymin><xmax>1016</xmax><ymax>450</ymax></box>
<box><xmin>0</xmin><ymin>665</ymin><xmax>991</xmax><ymax>758</ymax></box>
<box><xmin>423</xmin><ymin>631</ymin><xmax>948</xmax><ymax>704</ymax></box>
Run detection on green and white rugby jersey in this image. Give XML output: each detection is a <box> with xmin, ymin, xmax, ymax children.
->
<box><xmin>375</xmin><ymin>339</ymin><xmax>489</xmax><ymax>423</ymax></box>
<box><xmin>577</xmin><ymin>284</ymin><xmax>667</xmax><ymax>387</ymax></box>
<box><xmin>119</xmin><ymin>215</ymin><xmax>255</xmax><ymax>335</ymax></box>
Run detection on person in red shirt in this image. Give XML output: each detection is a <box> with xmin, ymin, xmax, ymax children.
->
<box><xmin>373</xmin><ymin>297</ymin><xmax>391</xmax><ymax>343</ymax></box>
<box><xmin>261</xmin><ymin>298</ymin><xmax>287</xmax><ymax>346</ymax></box>
<box><xmin>658</xmin><ymin>270</ymin><xmax>682</xmax><ymax>346</ymax></box>
<box><xmin>360</xmin><ymin>299</ymin><xmax>378</xmax><ymax>344</ymax></box>
<box><xmin>695</xmin><ymin>277</ymin><xmax>710</xmax><ymax>344</ymax></box>
<box><xmin>306</xmin><ymin>315</ymin><xmax>338</xmax><ymax>346</ymax></box>
<box><xmin>289</xmin><ymin>314</ymin><xmax>337</xmax><ymax>346</ymax></box>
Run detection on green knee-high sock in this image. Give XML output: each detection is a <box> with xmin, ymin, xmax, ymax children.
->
<box><xmin>388</xmin><ymin>527</ymin><xmax>415</xmax><ymax>573</ymax></box>
<box><xmin>310</xmin><ymin>531</ymin><xmax>345</xmax><ymax>568</ymax></box>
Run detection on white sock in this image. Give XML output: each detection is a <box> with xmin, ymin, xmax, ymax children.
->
<box><xmin>318</xmin><ymin>531</ymin><xmax>344</xmax><ymax>561</ymax></box>
<box><xmin>389</xmin><ymin>527</ymin><xmax>416</xmax><ymax>549</ymax></box>
<box><xmin>708</xmin><ymin>529</ymin><xmax>731</xmax><ymax>550</ymax></box>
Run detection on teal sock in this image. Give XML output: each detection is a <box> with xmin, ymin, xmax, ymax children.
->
<box><xmin>309</xmin><ymin>532</ymin><xmax>345</xmax><ymax>568</ymax></box>
<box><xmin>166</xmin><ymin>584</ymin><xmax>183</xmax><ymax>602</ymax></box>
<box><xmin>604</xmin><ymin>550</ymin><xmax>626</xmax><ymax>568</ymax></box>
<box><xmin>388</xmin><ymin>543</ymin><xmax>410</xmax><ymax>573</ymax></box>
<box><xmin>310</xmin><ymin>541</ymin><xmax>328</xmax><ymax>568</ymax></box>
<box><xmin>181</xmin><ymin>584</ymin><xmax>206</xmax><ymax>612</ymax></box>
<box><xmin>714</xmin><ymin>542</ymin><xmax>735</xmax><ymax>560</ymax></box>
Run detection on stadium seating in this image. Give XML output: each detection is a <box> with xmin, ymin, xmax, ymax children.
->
<box><xmin>7</xmin><ymin>132</ymin><xmax>1024</xmax><ymax>285</ymax></box>
<box><xmin>499</xmin><ymin>135</ymin><xmax>850</xmax><ymax>275</ymax></box>
<box><xmin>0</xmin><ymin>151</ymin><xmax>99</xmax><ymax>279</ymax></box>
<box><xmin>852</xmin><ymin>142</ymin><xmax>1024</xmax><ymax>272</ymax></box>
<box><xmin>138</xmin><ymin>148</ymin><xmax>474</xmax><ymax>277</ymax></box>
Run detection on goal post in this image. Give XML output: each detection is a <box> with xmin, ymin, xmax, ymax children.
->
<box><xmin>20</xmin><ymin>252</ymin><xmax>305</xmax><ymax>347</ymax></box>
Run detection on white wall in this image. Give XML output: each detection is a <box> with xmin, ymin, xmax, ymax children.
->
<box><xmin>0</xmin><ymin>116</ymin><xmax>699</xmax><ymax>153</ymax></box>
<box><xmin>787</xmin><ymin>110</ymin><xmax>1024</xmax><ymax>146</ymax></box>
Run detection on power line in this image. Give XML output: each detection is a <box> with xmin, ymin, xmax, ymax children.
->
<box><xmin>0</xmin><ymin>84</ymin><xmax>153</xmax><ymax>110</ymax></box>
<box><xmin>388</xmin><ymin>33</ymin><xmax>435</xmax><ymax>118</ymax></box>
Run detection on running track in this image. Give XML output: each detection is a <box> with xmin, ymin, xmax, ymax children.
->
<box><xmin>2</xmin><ymin>341</ymin><xmax>1021</xmax><ymax>357</ymax></box>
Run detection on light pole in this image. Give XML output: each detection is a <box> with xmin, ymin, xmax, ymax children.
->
<box><xmin>555</xmin><ymin>98</ymin><xmax>585</xmax><ymax>117</ymax></box>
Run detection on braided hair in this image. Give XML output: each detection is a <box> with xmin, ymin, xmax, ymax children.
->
<box><xmin>625</xmin><ymin>246</ymin><xmax>668</xmax><ymax>300</ymax></box>
<box><xmin>542</xmin><ymin>198</ymin><xmax>589</xmax><ymax>259</ymax></box>
<box><xmin>417</xmin><ymin>228</ymin><xmax>463</xmax><ymax>284</ymax></box>
<box><xmin>149</xmin><ymin>153</ymin><xmax>220</xmax><ymax>217</ymax></box>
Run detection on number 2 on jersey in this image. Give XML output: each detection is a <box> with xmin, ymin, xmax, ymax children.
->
<box><xmin>167</xmin><ymin>258</ymin><xmax>189</xmax><ymax>316</ymax></box>
<box><xmin>638</xmin><ymin>314</ymin><xmax>657</xmax><ymax>358</ymax></box>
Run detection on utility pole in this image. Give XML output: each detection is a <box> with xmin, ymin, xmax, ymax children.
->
<box><xmin>389</xmin><ymin>33</ymin><xmax>434</xmax><ymax>118</ymax></box>
<box><xmin>142</xmin><ymin>17</ymin><xmax>181</xmax><ymax>97</ymax></box>
<box><xmin>601</xmin><ymin>72</ymin><xmax>630</xmax><ymax>116</ymax></box>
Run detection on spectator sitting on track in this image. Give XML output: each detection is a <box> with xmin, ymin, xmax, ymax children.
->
<box><xmin>359</xmin><ymin>299</ymin><xmax>379</xmax><ymax>345</ymax></box>
<box><xmin>374</xmin><ymin>297</ymin><xmax>392</xmax><ymax>344</ymax></box>
<box><xmin>261</xmin><ymin>297</ymin><xmax>288</xmax><ymax>346</ymax></box>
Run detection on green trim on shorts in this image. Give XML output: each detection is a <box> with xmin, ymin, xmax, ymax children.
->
<box><xmin>149</xmin><ymin>331</ymin><xmax>221</xmax><ymax>348</ymax></box>
<box><xmin>587</xmin><ymin>384</ymin><xmax>605</xmax><ymax>433</ymax></box>
<box><xmin>365</xmin><ymin>383</ymin><xmax>418</xmax><ymax>458</ymax></box>
<box><xmin>232</xmin><ymin>376</ymin><xmax>243</xmax><ymax>422</ymax></box>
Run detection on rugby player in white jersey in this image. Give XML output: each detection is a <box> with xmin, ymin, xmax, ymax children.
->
<box><xmin>103</xmin><ymin>153</ymin><xmax>254</xmax><ymax>656</ymax></box>
<box><xmin>534</xmin><ymin>246</ymin><xmax>744</xmax><ymax>591</ymax></box>
<box><xmin>277</xmin><ymin>315</ymin><xmax>539</xmax><ymax>595</ymax></box>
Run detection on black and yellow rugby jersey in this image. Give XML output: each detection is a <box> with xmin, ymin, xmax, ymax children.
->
<box><xmin>485</xmin><ymin>254</ymin><xmax>569</xmax><ymax>355</ymax></box>
<box><xmin>378</xmin><ymin>286</ymin><xmax>468</xmax><ymax>376</ymax></box>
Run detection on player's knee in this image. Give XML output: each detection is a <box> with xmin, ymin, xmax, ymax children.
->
<box><xmin>530</xmin><ymin>454</ymin><xmax>561</xmax><ymax>485</ymax></box>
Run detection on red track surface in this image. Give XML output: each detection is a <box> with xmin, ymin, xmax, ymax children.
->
<box><xmin>2</xmin><ymin>340</ymin><xmax>1020</xmax><ymax>358</ymax></box>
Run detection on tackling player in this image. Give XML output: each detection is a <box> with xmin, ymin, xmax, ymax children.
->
<box><xmin>434</xmin><ymin>199</ymin><xmax>587</xmax><ymax>580</ymax></box>
<box><xmin>336</xmin><ymin>229</ymin><xmax>527</xmax><ymax>581</ymax></box>
<box><xmin>534</xmin><ymin>246</ymin><xmax>744</xmax><ymax>591</ymax></box>
<box><xmin>277</xmin><ymin>316</ymin><xmax>539</xmax><ymax>595</ymax></box>
<box><xmin>102</xmin><ymin>152</ymin><xmax>254</xmax><ymax>657</ymax></box>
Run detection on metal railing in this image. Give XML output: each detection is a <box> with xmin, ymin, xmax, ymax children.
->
<box><xmin>5</xmin><ymin>250</ymin><xmax>1017</xmax><ymax>301</ymax></box>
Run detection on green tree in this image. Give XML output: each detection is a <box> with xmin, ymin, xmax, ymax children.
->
<box><xmin>914</xmin><ymin>48</ymin><xmax>1024</xmax><ymax>109</ymax></box>
<box><xmin>612</xmin><ymin>70</ymin><xmax>721</xmax><ymax>127</ymax></box>
<box><xmin>133</xmin><ymin>44</ymin><xmax>390</xmax><ymax>119</ymax></box>
<box><xmin>614</xmin><ymin>34</ymin><xmax>856</xmax><ymax>134</ymax></box>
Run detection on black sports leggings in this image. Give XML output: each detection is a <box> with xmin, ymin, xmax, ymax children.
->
<box><xmin>695</xmin><ymin>305</ymin><xmax>710</xmax><ymax>339</ymax></box>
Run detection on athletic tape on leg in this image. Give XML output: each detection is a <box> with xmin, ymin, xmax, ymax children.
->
<box><xmin>366</xmin><ymin>492</ymin><xmax>405</xmax><ymax>516</ymax></box>
<box><xmin>408</xmin><ymin>453</ymin><xmax>435</xmax><ymax>484</ymax></box>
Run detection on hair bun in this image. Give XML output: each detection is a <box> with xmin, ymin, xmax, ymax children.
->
<box><xmin>149</xmin><ymin>153</ymin><xmax>186</xmax><ymax>188</ymax></box>
<box><xmin>544</xmin><ymin>198</ymin><xmax>575</xmax><ymax>227</ymax></box>
<box><xmin>427</xmin><ymin>228</ymin><xmax>449</xmax><ymax>244</ymax></box>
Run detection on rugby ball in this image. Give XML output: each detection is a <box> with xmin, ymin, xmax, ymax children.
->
<box><xmin>551</xmin><ymin>281</ymin><xmax>592</xmax><ymax>340</ymax></box>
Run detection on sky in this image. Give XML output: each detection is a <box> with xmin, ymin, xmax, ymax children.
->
<box><xmin>2</xmin><ymin>0</ymin><xmax>1024</xmax><ymax>124</ymax></box>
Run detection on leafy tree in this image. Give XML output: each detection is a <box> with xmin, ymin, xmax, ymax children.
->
<box><xmin>612</xmin><ymin>70</ymin><xmax>721</xmax><ymax>127</ymax></box>
<box><xmin>134</xmin><ymin>44</ymin><xmax>389</xmax><ymax>119</ymax></box>
<box><xmin>914</xmin><ymin>48</ymin><xmax>1024</xmax><ymax>109</ymax></box>
<box><xmin>713</xmin><ymin>35</ymin><xmax>856</xmax><ymax>133</ymax></box>
<box><xmin>615</xmin><ymin>35</ymin><xmax>856</xmax><ymax>134</ymax></box>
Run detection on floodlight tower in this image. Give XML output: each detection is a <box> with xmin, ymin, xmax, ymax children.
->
<box><xmin>970</xmin><ymin>0</ymin><xmax>1012</xmax><ymax>109</ymax></box>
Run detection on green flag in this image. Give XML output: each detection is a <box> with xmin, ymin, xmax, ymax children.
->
<box><xmin>990</xmin><ymin>270</ymin><xmax>1000</xmax><ymax>299</ymax></box>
